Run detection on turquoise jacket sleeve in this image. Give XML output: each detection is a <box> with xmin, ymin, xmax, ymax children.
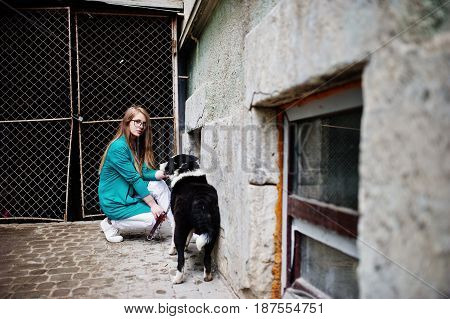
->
<box><xmin>108</xmin><ymin>143</ymin><xmax>151</xmax><ymax>198</ymax></box>
<box><xmin>142</xmin><ymin>163</ymin><xmax>159</xmax><ymax>181</ymax></box>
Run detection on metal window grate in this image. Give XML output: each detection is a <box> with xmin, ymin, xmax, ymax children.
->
<box><xmin>76</xmin><ymin>12</ymin><xmax>175</xmax><ymax>218</ymax></box>
<box><xmin>0</xmin><ymin>8</ymin><xmax>72</xmax><ymax>221</ymax></box>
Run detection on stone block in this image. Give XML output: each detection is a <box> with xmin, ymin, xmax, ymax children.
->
<box><xmin>359</xmin><ymin>34</ymin><xmax>450</xmax><ymax>298</ymax></box>
<box><xmin>199</xmin><ymin>112</ymin><xmax>280</xmax><ymax>297</ymax></box>
<box><xmin>244</xmin><ymin>0</ymin><xmax>384</xmax><ymax>107</ymax></box>
<box><xmin>185</xmin><ymin>82</ymin><xmax>210</xmax><ymax>132</ymax></box>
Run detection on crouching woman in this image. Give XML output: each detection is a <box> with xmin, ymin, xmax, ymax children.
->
<box><xmin>98</xmin><ymin>105</ymin><xmax>173</xmax><ymax>242</ymax></box>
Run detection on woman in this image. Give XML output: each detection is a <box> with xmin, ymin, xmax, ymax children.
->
<box><xmin>98</xmin><ymin>105</ymin><xmax>174</xmax><ymax>243</ymax></box>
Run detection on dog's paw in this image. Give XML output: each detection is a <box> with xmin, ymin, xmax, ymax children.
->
<box><xmin>204</xmin><ymin>273</ymin><xmax>213</xmax><ymax>282</ymax></box>
<box><xmin>168</xmin><ymin>246</ymin><xmax>177</xmax><ymax>255</ymax></box>
<box><xmin>172</xmin><ymin>270</ymin><xmax>184</xmax><ymax>284</ymax></box>
<box><xmin>203</xmin><ymin>268</ymin><xmax>213</xmax><ymax>282</ymax></box>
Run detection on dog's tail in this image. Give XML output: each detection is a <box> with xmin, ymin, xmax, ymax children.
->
<box><xmin>191</xmin><ymin>186</ymin><xmax>220</xmax><ymax>251</ymax></box>
<box><xmin>196</xmin><ymin>233</ymin><xmax>210</xmax><ymax>251</ymax></box>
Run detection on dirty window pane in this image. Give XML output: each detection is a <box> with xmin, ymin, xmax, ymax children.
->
<box><xmin>300</xmin><ymin>235</ymin><xmax>359</xmax><ymax>298</ymax></box>
<box><xmin>290</xmin><ymin>109</ymin><xmax>362</xmax><ymax>210</ymax></box>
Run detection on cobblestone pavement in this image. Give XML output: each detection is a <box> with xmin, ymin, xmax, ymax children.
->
<box><xmin>0</xmin><ymin>221</ymin><xmax>237</xmax><ymax>299</ymax></box>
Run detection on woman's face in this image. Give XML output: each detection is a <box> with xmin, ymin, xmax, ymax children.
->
<box><xmin>128</xmin><ymin>112</ymin><xmax>147</xmax><ymax>138</ymax></box>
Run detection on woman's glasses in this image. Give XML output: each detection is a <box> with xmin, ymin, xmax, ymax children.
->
<box><xmin>131</xmin><ymin>120</ymin><xmax>147</xmax><ymax>128</ymax></box>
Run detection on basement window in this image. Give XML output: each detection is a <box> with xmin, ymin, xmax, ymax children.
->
<box><xmin>285</xmin><ymin>83</ymin><xmax>362</xmax><ymax>298</ymax></box>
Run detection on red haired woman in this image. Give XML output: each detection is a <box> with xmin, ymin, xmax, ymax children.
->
<box><xmin>98</xmin><ymin>105</ymin><xmax>174</xmax><ymax>245</ymax></box>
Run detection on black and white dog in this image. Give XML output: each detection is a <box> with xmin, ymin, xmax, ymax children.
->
<box><xmin>161</xmin><ymin>154</ymin><xmax>220</xmax><ymax>284</ymax></box>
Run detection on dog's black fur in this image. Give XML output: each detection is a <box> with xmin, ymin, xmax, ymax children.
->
<box><xmin>164</xmin><ymin>154</ymin><xmax>220</xmax><ymax>283</ymax></box>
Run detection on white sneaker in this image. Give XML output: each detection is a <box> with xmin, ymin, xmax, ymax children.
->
<box><xmin>100</xmin><ymin>218</ymin><xmax>123</xmax><ymax>243</ymax></box>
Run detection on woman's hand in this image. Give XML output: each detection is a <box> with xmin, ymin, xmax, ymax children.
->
<box><xmin>143</xmin><ymin>194</ymin><xmax>165</xmax><ymax>220</ymax></box>
<box><xmin>150</xmin><ymin>203</ymin><xmax>165</xmax><ymax>220</ymax></box>
<box><xmin>155</xmin><ymin>170</ymin><xmax>167</xmax><ymax>180</ymax></box>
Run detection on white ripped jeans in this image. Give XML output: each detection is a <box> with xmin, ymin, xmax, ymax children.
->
<box><xmin>111</xmin><ymin>181</ymin><xmax>174</xmax><ymax>234</ymax></box>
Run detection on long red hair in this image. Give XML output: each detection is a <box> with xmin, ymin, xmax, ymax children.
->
<box><xmin>99</xmin><ymin>105</ymin><xmax>156</xmax><ymax>174</ymax></box>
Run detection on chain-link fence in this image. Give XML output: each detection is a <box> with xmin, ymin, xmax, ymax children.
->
<box><xmin>75</xmin><ymin>12</ymin><xmax>175</xmax><ymax>218</ymax></box>
<box><xmin>0</xmin><ymin>8</ymin><xmax>72</xmax><ymax>221</ymax></box>
<box><xmin>290</xmin><ymin>108</ymin><xmax>362</xmax><ymax>210</ymax></box>
<box><xmin>0</xmin><ymin>8</ymin><xmax>176</xmax><ymax>221</ymax></box>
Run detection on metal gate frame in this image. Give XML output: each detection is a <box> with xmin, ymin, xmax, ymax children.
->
<box><xmin>1</xmin><ymin>7</ymin><xmax>179</xmax><ymax>222</ymax></box>
<box><xmin>0</xmin><ymin>7</ymin><xmax>73</xmax><ymax>222</ymax></box>
<box><xmin>74</xmin><ymin>10</ymin><xmax>179</xmax><ymax>219</ymax></box>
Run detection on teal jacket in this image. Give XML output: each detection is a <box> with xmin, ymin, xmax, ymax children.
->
<box><xmin>98</xmin><ymin>135</ymin><xmax>159</xmax><ymax>220</ymax></box>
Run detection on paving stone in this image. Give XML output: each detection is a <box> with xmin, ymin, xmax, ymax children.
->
<box><xmin>43</xmin><ymin>257</ymin><xmax>60</xmax><ymax>263</ymax></box>
<box><xmin>81</xmin><ymin>278</ymin><xmax>115</xmax><ymax>287</ymax></box>
<box><xmin>73</xmin><ymin>273</ymin><xmax>90</xmax><ymax>280</ymax></box>
<box><xmin>50</xmin><ymin>273</ymin><xmax>73</xmax><ymax>281</ymax></box>
<box><xmin>10</xmin><ymin>291</ymin><xmax>44</xmax><ymax>298</ymax></box>
<box><xmin>29</xmin><ymin>269</ymin><xmax>47</xmax><ymax>275</ymax></box>
<box><xmin>45</xmin><ymin>262</ymin><xmax>61</xmax><ymax>269</ymax></box>
<box><xmin>12</xmin><ymin>275</ymin><xmax>49</xmax><ymax>284</ymax></box>
<box><xmin>0</xmin><ymin>222</ymin><xmax>236</xmax><ymax>299</ymax></box>
<box><xmin>0</xmin><ymin>277</ymin><xmax>14</xmax><ymax>285</ymax></box>
<box><xmin>20</xmin><ymin>253</ymin><xmax>41</xmax><ymax>259</ymax></box>
<box><xmin>56</xmin><ymin>280</ymin><xmax>81</xmax><ymax>289</ymax></box>
<box><xmin>61</xmin><ymin>261</ymin><xmax>78</xmax><ymax>268</ymax></box>
<box><xmin>14</xmin><ymin>264</ymin><xmax>45</xmax><ymax>272</ymax></box>
<box><xmin>51</xmin><ymin>289</ymin><xmax>71</xmax><ymax>298</ymax></box>
<box><xmin>48</xmin><ymin>267</ymin><xmax>80</xmax><ymax>275</ymax></box>
<box><xmin>0</xmin><ymin>270</ymin><xmax>29</xmax><ymax>279</ymax></box>
<box><xmin>72</xmin><ymin>287</ymin><xmax>90</xmax><ymax>298</ymax></box>
<box><xmin>36</xmin><ymin>282</ymin><xmax>56</xmax><ymax>290</ymax></box>
<box><xmin>11</xmin><ymin>283</ymin><xmax>37</xmax><ymax>292</ymax></box>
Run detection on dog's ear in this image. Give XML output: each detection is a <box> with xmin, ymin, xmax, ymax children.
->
<box><xmin>189</xmin><ymin>155</ymin><xmax>199</xmax><ymax>162</ymax></box>
<box><xmin>159</xmin><ymin>161</ymin><xmax>168</xmax><ymax>171</ymax></box>
<box><xmin>188</xmin><ymin>155</ymin><xmax>200</xmax><ymax>170</ymax></box>
<box><xmin>164</xmin><ymin>156</ymin><xmax>176</xmax><ymax>175</ymax></box>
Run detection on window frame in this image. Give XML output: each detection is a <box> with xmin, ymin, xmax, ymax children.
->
<box><xmin>283</xmin><ymin>81</ymin><xmax>362</xmax><ymax>298</ymax></box>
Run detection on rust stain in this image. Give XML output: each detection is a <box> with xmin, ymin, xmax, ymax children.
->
<box><xmin>271</xmin><ymin>112</ymin><xmax>284</xmax><ymax>298</ymax></box>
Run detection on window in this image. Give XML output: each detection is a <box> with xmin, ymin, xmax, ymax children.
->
<box><xmin>285</xmin><ymin>83</ymin><xmax>362</xmax><ymax>298</ymax></box>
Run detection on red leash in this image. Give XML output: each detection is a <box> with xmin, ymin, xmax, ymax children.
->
<box><xmin>146</xmin><ymin>211</ymin><xmax>167</xmax><ymax>240</ymax></box>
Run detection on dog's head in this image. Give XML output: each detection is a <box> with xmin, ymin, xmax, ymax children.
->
<box><xmin>160</xmin><ymin>154</ymin><xmax>200</xmax><ymax>178</ymax></box>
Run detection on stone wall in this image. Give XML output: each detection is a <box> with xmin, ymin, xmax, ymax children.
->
<box><xmin>359</xmin><ymin>33</ymin><xmax>450</xmax><ymax>298</ymax></box>
<box><xmin>182</xmin><ymin>0</ymin><xmax>450</xmax><ymax>298</ymax></box>
<box><xmin>182</xmin><ymin>0</ymin><xmax>280</xmax><ymax>298</ymax></box>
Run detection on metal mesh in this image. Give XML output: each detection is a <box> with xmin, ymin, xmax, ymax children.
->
<box><xmin>0</xmin><ymin>8</ymin><xmax>72</xmax><ymax>221</ymax></box>
<box><xmin>76</xmin><ymin>12</ymin><xmax>175</xmax><ymax>217</ymax></box>
<box><xmin>0</xmin><ymin>121</ymin><xmax>72</xmax><ymax>220</ymax></box>
<box><xmin>76</xmin><ymin>13</ymin><xmax>173</xmax><ymax>120</ymax></box>
<box><xmin>0</xmin><ymin>9</ymin><xmax>175</xmax><ymax>220</ymax></box>
<box><xmin>291</xmin><ymin>109</ymin><xmax>362</xmax><ymax>210</ymax></box>
<box><xmin>151</xmin><ymin>119</ymin><xmax>175</xmax><ymax>165</ymax></box>
<box><xmin>80</xmin><ymin>121</ymin><xmax>118</xmax><ymax>216</ymax></box>
<box><xmin>0</xmin><ymin>9</ymin><xmax>72</xmax><ymax>121</ymax></box>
